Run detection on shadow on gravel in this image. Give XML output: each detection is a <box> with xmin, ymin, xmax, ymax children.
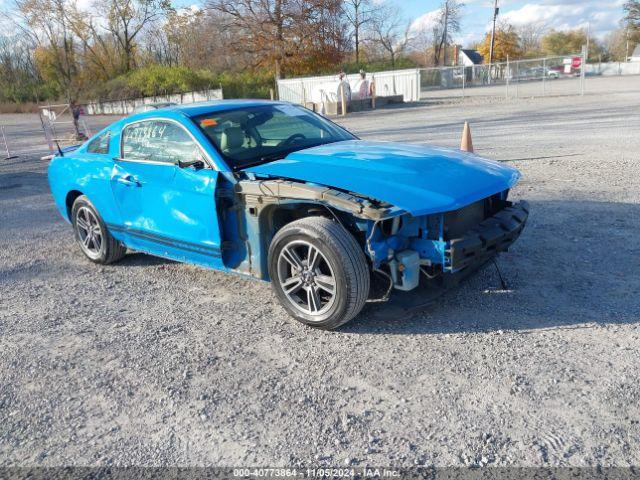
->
<box><xmin>118</xmin><ymin>253</ymin><xmax>175</xmax><ymax>268</ymax></box>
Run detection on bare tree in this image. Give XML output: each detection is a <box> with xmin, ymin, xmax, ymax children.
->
<box><xmin>207</xmin><ymin>0</ymin><xmax>347</xmax><ymax>80</ymax></box>
<box><xmin>515</xmin><ymin>21</ymin><xmax>547</xmax><ymax>57</ymax></box>
<box><xmin>0</xmin><ymin>34</ymin><xmax>42</xmax><ymax>102</ymax></box>
<box><xmin>368</xmin><ymin>3</ymin><xmax>412</xmax><ymax>68</ymax></box>
<box><xmin>12</xmin><ymin>0</ymin><xmax>78</xmax><ymax>100</ymax></box>
<box><xmin>342</xmin><ymin>0</ymin><xmax>377</xmax><ymax>65</ymax></box>
<box><xmin>98</xmin><ymin>0</ymin><xmax>171</xmax><ymax>72</ymax></box>
<box><xmin>206</xmin><ymin>0</ymin><xmax>303</xmax><ymax>80</ymax></box>
<box><xmin>435</xmin><ymin>0</ymin><xmax>463</xmax><ymax>66</ymax></box>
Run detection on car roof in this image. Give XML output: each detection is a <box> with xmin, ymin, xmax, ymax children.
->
<box><xmin>169</xmin><ymin>99</ymin><xmax>288</xmax><ymax>118</ymax></box>
<box><xmin>119</xmin><ymin>99</ymin><xmax>291</xmax><ymax>124</ymax></box>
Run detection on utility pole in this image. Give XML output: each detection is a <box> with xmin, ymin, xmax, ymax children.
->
<box><xmin>585</xmin><ymin>22</ymin><xmax>590</xmax><ymax>64</ymax></box>
<box><xmin>443</xmin><ymin>1</ymin><xmax>449</xmax><ymax>66</ymax></box>
<box><xmin>488</xmin><ymin>0</ymin><xmax>499</xmax><ymax>65</ymax></box>
<box><xmin>355</xmin><ymin>0</ymin><xmax>360</xmax><ymax>65</ymax></box>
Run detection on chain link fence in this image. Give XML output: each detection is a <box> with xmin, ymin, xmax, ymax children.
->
<box><xmin>420</xmin><ymin>54</ymin><xmax>586</xmax><ymax>100</ymax></box>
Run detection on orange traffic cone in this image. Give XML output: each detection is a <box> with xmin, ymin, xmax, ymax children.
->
<box><xmin>460</xmin><ymin>121</ymin><xmax>473</xmax><ymax>153</ymax></box>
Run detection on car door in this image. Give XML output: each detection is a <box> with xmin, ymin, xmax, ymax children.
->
<box><xmin>109</xmin><ymin>118</ymin><xmax>224</xmax><ymax>269</ymax></box>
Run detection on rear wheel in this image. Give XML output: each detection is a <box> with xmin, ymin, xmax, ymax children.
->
<box><xmin>268</xmin><ymin>217</ymin><xmax>370</xmax><ymax>330</ymax></box>
<box><xmin>71</xmin><ymin>195</ymin><xmax>126</xmax><ymax>264</ymax></box>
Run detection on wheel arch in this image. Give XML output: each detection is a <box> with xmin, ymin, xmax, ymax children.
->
<box><xmin>254</xmin><ymin>201</ymin><xmax>350</xmax><ymax>281</ymax></box>
<box><xmin>65</xmin><ymin>189</ymin><xmax>85</xmax><ymax>221</ymax></box>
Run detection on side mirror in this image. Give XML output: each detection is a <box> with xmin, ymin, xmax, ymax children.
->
<box><xmin>177</xmin><ymin>159</ymin><xmax>205</xmax><ymax>170</ymax></box>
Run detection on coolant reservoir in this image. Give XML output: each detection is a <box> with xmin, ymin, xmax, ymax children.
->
<box><xmin>395</xmin><ymin>250</ymin><xmax>420</xmax><ymax>291</ymax></box>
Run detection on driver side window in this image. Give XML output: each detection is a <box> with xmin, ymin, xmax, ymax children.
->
<box><xmin>121</xmin><ymin>120</ymin><xmax>204</xmax><ymax>164</ymax></box>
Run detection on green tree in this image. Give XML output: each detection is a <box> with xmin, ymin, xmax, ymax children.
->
<box><xmin>540</xmin><ymin>29</ymin><xmax>604</xmax><ymax>62</ymax></box>
<box><xmin>623</xmin><ymin>0</ymin><xmax>640</xmax><ymax>56</ymax></box>
<box><xmin>477</xmin><ymin>23</ymin><xmax>522</xmax><ymax>62</ymax></box>
<box><xmin>624</xmin><ymin>0</ymin><xmax>640</xmax><ymax>28</ymax></box>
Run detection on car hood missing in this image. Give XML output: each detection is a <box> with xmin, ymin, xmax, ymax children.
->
<box><xmin>245</xmin><ymin>140</ymin><xmax>521</xmax><ymax>216</ymax></box>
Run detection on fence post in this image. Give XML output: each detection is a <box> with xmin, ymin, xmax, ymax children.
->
<box><xmin>580</xmin><ymin>46</ymin><xmax>586</xmax><ymax>96</ymax></box>
<box><xmin>371</xmin><ymin>78</ymin><xmax>376</xmax><ymax>109</ymax></box>
<box><xmin>340</xmin><ymin>83</ymin><xmax>347</xmax><ymax>116</ymax></box>
<box><xmin>270</xmin><ymin>88</ymin><xmax>275</xmax><ymax>101</ymax></box>
<box><xmin>542</xmin><ymin>58</ymin><xmax>548</xmax><ymax>95</ymax></box>
<box><xmin>515</xmin><ymin>61</ymin><xmax>519</xmax><ymax>99</ymax></box>
<box><xmin>506</xmin><ymin>55</ymin><xmax>510</xmax><ymax>99</ymax></box>
<box><xmin>462</xmin><ymin>67</ymin><xmax>465</xmax><ymax>98</ymax></box>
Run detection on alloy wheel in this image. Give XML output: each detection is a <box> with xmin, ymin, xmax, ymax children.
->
<box><xmin>75</xmin><ymin>206</ymin><xmax>103</xmax><ymax>259</ymax></box>
<box><xmin>277</xmin><ymin>240</ymin><xmax>337</xmax><ymax>318</ymax></box>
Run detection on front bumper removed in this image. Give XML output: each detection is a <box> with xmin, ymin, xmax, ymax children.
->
<box><xmin>446</xmin><ymin>200</ymin><xmax>529</xmax><ymax>272</ymax></box>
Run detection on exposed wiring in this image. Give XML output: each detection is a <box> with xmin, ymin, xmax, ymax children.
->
<box><xmin>367</xmin><ymin>268</ymin><xmax>393</xmax><ymax>303</ymax></box>
<box><xmin>420</xmin><ymin>266</ymin><xmax>442</xmax><ymax>279</ymax></box>
<box><xmin>365</xmin><ymin>220</ymin><xmax>380</xmax><ymax>264</ymax></box>
<box><xmin>319</xmin><ymin>204</ymin><xmax>346</xmax><ymax>227</ymax></box>
<box><xmin>364</xmin><ymin>220</ymin><xmax>393</xmax><ymax>303</ymax></box>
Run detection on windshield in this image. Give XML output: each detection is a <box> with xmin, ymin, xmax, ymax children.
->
<box><xmin>192</xmin><ymin>104</ymin><xmax>356</xmax><ymax>170</ymax></box>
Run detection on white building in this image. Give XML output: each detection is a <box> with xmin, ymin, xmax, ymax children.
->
<box><xmin>458</xmin><ymin>49</ymin><xmax>484</xmax><ymax>66</ymax></box>
<box><xmin>630</xmin><ymin>45</ymin><xmax>640</xmax><ymax>62</ymax></box>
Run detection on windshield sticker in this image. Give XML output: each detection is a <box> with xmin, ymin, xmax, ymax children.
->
<box><xmin>200</xmin><ymin>118</ymin><xmax>218</xmax><ymax>127</ymax></box>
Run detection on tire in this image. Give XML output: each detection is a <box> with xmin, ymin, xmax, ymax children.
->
<box><xmin>71</xmin><ymin>195</ymin><xmax>126</xmax><ymax>264</ymax></box>
<box><xmin>268</xmin><ymin>216</ymin><xmax>370</xmax><ymax>330</ymax></box>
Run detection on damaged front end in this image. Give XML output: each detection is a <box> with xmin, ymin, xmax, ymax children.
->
<box><xmin>233</xmin><ymin>177</ymin><xmax>528</xmax><ymax>298</ymax></box>
<box><xmin>365</xmin><ymin>192</ymin><xmax>529</xmax><ymax>292</ymax></box>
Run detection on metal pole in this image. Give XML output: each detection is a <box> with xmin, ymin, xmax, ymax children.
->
<box><xmin>462</xmin><ymin>67</ymin><xmax>465</xmax><ymax>98</ymax></box>
<box><xmin>580</xmin><ymin>46</ymin><xmax>586</xmax><ymax>96</ymax></box>
<box><xmin>515</xmin><ymin>60</ymin><xmax>519</xmax><ymax>99</ymax></box>
<box><xmin>1</xmin><ymin>125</ymin><xmax>18</xmax><ymax>160</ymax></box>
<box><xmin>488</xmin><ymin>0</ymin><xmax>499</xmax><ymax>84</ymax></box>
<box><xmin>585</xmin><ymin>22</ymin><xmax>590</xmax><ymax>65</ymax></box>
<box><xmin>1</xmin><ymin>125</ymin><xmax>10</xmax><ymax>158</ymax></box>
<box><xmin>542</xmin><ymin>57</ymin><xmax>546</xmax><ymax>96</ymax></box>
<box><xmin>443</xmin><ymin>2</ymin><xmax>449</xmax><ymax>66</ymax></box>
<box><xmin>506</xmin><ymin>55</ymin><xmax>509</xmax><ymax>99</ymax></box>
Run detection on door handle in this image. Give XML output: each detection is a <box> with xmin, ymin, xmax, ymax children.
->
<box><xmin>116</xmin><ymin>175</ymin><xmax>141</xmax><ymax>187</ymax></box>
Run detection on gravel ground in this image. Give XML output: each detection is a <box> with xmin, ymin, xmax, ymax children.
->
<box><xmin>1</xmin><ymin>76</ymin><xmax>639</xmax><ymax>468</ymax></box>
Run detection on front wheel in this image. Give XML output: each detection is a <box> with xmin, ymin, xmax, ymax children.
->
<box><xmin>268</xmin><ymin>217</ymin><xmax>370</xmax><ymax>330</ymax></box>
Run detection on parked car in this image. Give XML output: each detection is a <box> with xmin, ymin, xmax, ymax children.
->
<box><xmin>546</xmin><ymin>68</ymin><xmax>561</xmax><ymax>79</ymax></box>
<box><xmin>48</xmin><ymin>100</ymin><xmax>529</xmax><ymax>329</ymax></box>
<box><xmin>518</xmin><ymin>67</ymin><xmax>560</xmax><ymax>79</ymax></box>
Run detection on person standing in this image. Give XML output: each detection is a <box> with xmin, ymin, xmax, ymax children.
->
<box><xmin>70</xmin><ymin>100</ymin><xmax>83</xmax><ymax>139</ymax></box>
<box><xmin>336</xmin><ymin>72</ymin><xmax>351</xmax><ymax>113</ymax></box>
<box><xmin>356</xmin><ymin>70</ymin><xmax>371</xmax><ymax>100</ymax></box>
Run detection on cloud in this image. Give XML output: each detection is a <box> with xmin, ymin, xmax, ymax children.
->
<box><xmin>500</xmin><ymin>1</ymin><xmax>623</xmax><ymax>38</ymax></box>
<box><xmin>409</xmin><ymin>9</ymin><xmax>441</xmax><ymax>33</ymax></box>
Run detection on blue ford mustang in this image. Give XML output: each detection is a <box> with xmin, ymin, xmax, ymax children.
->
<box><xmin>48</xmin><ymin>100</ymin><xmax>528</xmax><ymax>329</ymax></box>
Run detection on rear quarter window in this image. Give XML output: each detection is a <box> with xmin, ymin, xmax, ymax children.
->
<box><xmin>87</xmin><ymin>131</ymin><xmax>110</xmax><ymax>154</ymax></box>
